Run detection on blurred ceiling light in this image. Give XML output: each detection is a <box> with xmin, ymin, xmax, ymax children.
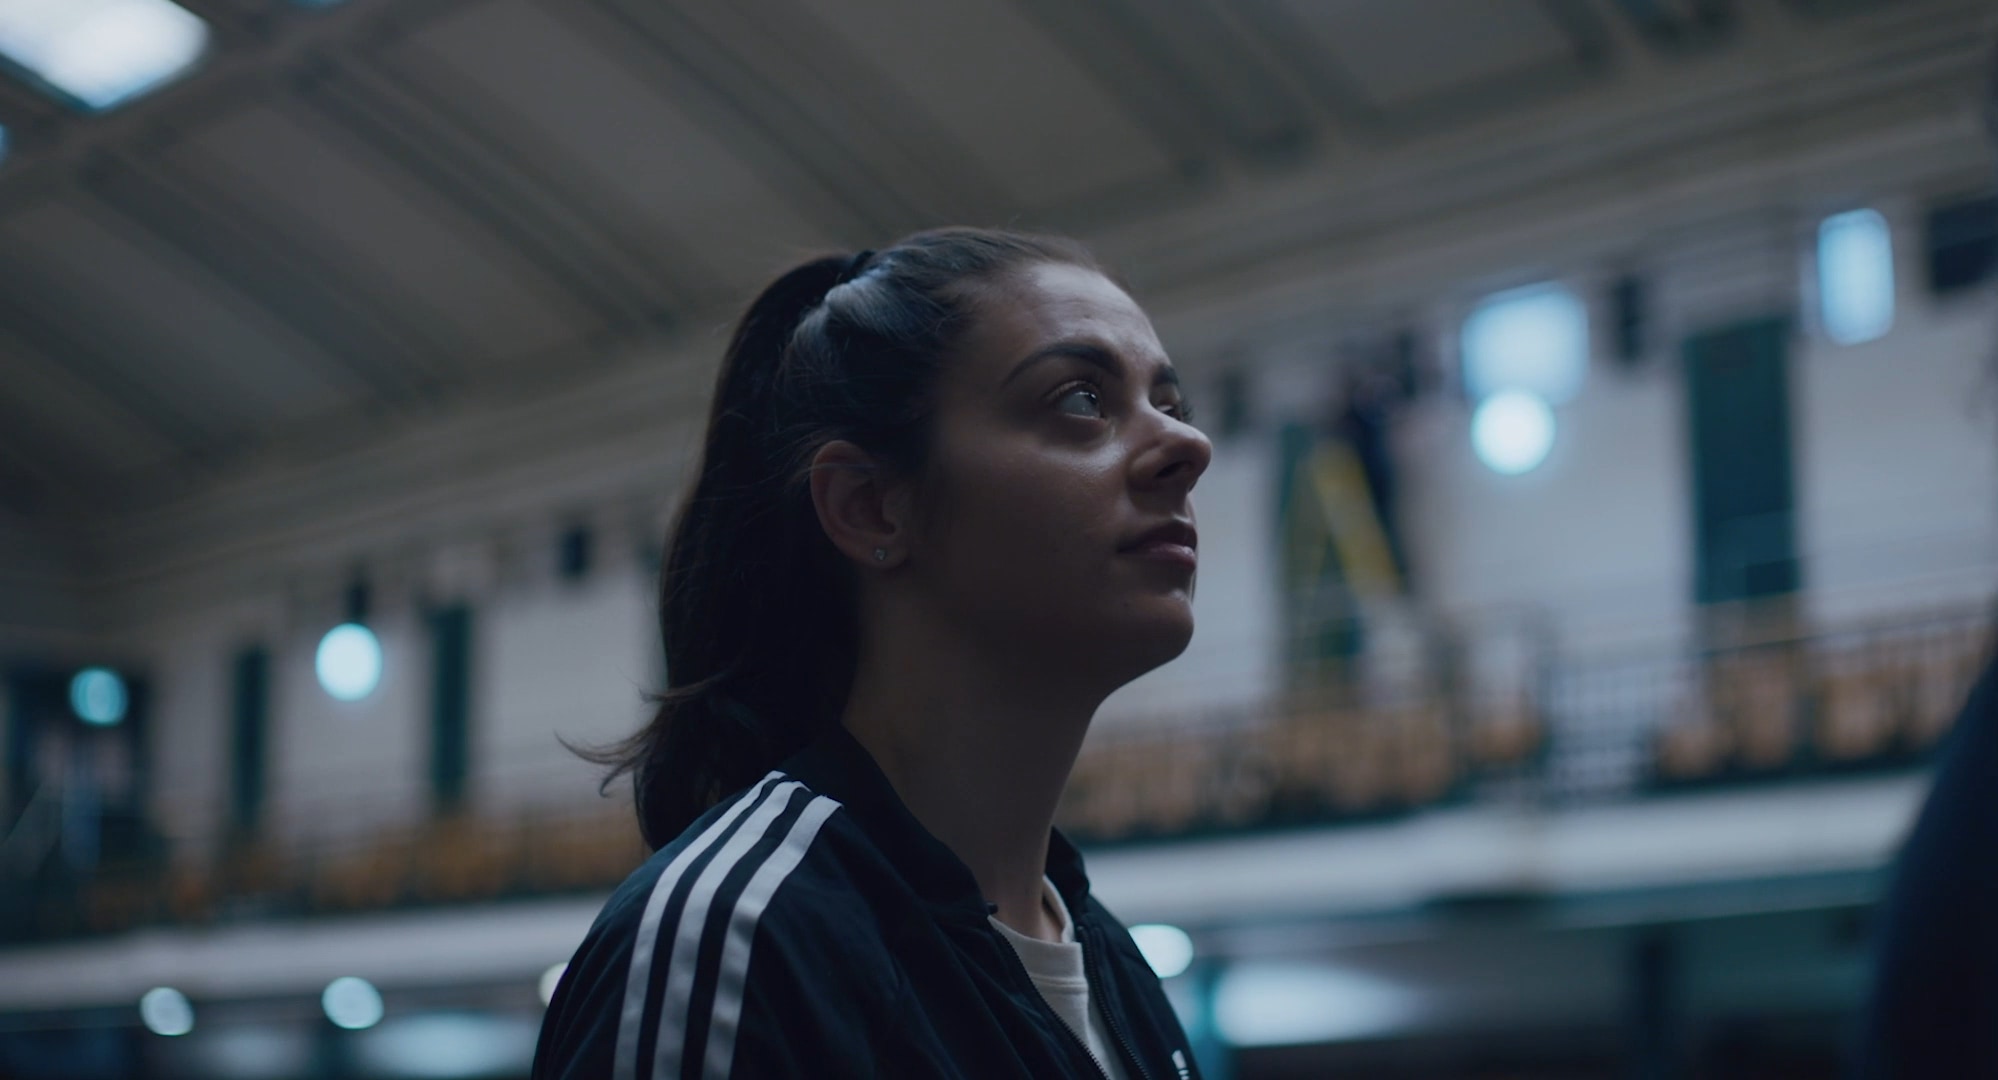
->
<box><xmin>1471</xmin><ymin>391</ymin><xmax>1556</xmax><ymax>475</ymax></box>
<box><xmin>538</xmin><ymin>962</ymin><xmax>568</xmax><ymax>1007</ymax></box>
<box><xmin>139</xmin><ymin>986</ymin><xmax>195</xmax><ymax>1036</ymax></box>
<box><xmin>1818</xmin><ymin>208</ymin><xmax>1895</xmax><ymax>345</ymax></box>
<box><xmin>322</xmin><ymin>976</ymin><xmax>385</xmax><ymax>1031</ymax></box>
<box><xmin>1461</xmin><ymin>282</ymin><xmax>1589</xmax><ymax>405</ymax></box>
<box><xmin>70</xmin><ymin>666</ymin><xmax>128</xmax><ymax>726</ymax></box>
<box><xmin>0</xmin><ymin>0</ymin><xmax>209</xmax><ymax>111</ymax></box>
<box><xmin>1213</xmin><ymin>963</ymin><xmax>1418</xmax><ymax>1047</ymax></box>
<box><xmin>1129</xmin><ymin>924</ymin><xmax>1195</xmax><ymax>980</ymax></box>
<box><xmin>317</xmin><ymin>623</ymin><xmax>383</xmax><ymax>702</ymax></box>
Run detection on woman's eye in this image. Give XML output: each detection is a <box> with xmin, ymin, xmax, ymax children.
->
<box><xmin>1055</xmin><ymin>385</ymin><xmax>1104</xmax><ymax>418</ymax></box>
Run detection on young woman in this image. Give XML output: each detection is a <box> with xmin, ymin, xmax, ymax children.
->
<box><xmin>534</xmin><ymin>229</ymin><xmax>1212</xmax><ymax>1079</ymax></box>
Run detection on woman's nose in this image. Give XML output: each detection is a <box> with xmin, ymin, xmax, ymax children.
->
<box><xmin>1135</xmin><ymin>414</ymin><xmax>1212</xmax><ymax>496</ymax></box>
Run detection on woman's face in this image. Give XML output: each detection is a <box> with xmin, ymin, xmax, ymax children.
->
<box><xmin>907</xmin><ymin>261</ymin><xmax>1212</xmax><ymax>688</ymax></box>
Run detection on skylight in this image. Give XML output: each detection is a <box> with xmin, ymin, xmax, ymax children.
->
<box><xmin>0</xmin><ymin>0</ymin><xmax>209</xmax><ymax>112</ymax></box>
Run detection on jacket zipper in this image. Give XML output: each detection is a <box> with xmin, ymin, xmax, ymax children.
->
<box><xmin>990</xmin><ymin>924</ymin><xmax>1113</xmax><ymax>1080</ymax></box>
<box><xmin>1080</xmin><ymin>921</ymin><xmax>1158</xmax><ymax>1080</ymax></box>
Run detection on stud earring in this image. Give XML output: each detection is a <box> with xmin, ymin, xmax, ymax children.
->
<box><xmin>873</xmin><ymin>548</ymin><xmax>887</xmax><ymax>562</ymax></box>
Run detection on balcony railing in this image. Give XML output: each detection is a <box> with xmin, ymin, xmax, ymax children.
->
<box><xmin>2</xmin><ymin>600</ymin><xmax>1990</xmax><ymax>946</ymax></box>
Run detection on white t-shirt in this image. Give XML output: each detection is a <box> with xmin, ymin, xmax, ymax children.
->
<box><xmin>989</xmin><ymin>877</ymin><xmax>1132</xmax><ymax>1080</ymax></box>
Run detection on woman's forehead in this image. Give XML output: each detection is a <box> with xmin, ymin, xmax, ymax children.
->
<box><xmin>963</xmin><ymin>263</ymin><xmax>1162</xmax><ymax>366</ymax></box>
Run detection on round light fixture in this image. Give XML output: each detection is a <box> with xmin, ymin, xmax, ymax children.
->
<box><xmin>1471</xmin><ymin>391</ymin><xmax>1556</xmax><ymax>476</ymax></box>
<box><xmin>322</xmin><ymin>976</ymin><xmax>384</xmax><ymax>1030</ymax></box>
<box><xmin>70</xmin><ymin>666</ymin><xmax>128</xmax><ymax>726</ymax></box>
<box><xmin>539</xmin><ymin>962</ymin><xmax>568</xmax><ymax>1007</ymax></box>
<box><xmin>1129</xmin><ymin>924</ymin><xmax>1195</xmax><ymax>980</ymax></box>
<box><xmin>139</xmin><ymin>986</ymin><xmax>194</xmax><ymax>1037</ymax></box>
<box><xmin>316</xmin><ymin>623</ymin><xmax>382</xmax><ymax>702</ymax></box>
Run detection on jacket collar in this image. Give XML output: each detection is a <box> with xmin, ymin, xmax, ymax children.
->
<box><xmin>777</xmin><ymin>723</ymin><xmax>1094</xmax><ymax>923</ymax></box>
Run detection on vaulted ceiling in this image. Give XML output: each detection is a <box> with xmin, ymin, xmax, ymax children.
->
<box><xmin>0</xmin><ymin>0</ymin><xmax>1978</xmax><ymax>527</ymax></box>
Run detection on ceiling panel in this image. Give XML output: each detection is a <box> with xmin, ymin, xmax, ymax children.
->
<box><xmin>160</xmin><ymin>101</ymin><xmax>590</xmax><ymax>363</ymax></box>
<box><xmin>1269</xmin><ymin>0</ymin><xmax>1582</xmax><ymax>109</ymax></box>
<box><xmin>0</xmin><ymin>198</ymin><xmax>360</xmax><ymax>433</ymax></box>
<box><xmin>388</xmin><ymin>0</ymin><xmax>842</xmax><ymax>297</ymax></box>
<box><xmin>786</xmin><ymin>0</ymin><xmax>1177</xmax><ymax>211</ymax></box>
<box><xmin>0</xmin><ymin>338</ymin><xmax>180</xmax><ymax>481</ymax></box>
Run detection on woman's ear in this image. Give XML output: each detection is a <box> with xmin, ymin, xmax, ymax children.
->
<box><xmin>808</xmin><ymin>440</ymin><xmax>911</xmax><ymax>569</ymax></box>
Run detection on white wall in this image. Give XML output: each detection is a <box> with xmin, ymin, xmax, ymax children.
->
<box><xmin>268</xmin><ymin>606</ymin><xmax>428</xmax><ymax>846</ymax></box>
<box><xmin>474</xmin><ymin>568</ymin><xmax>655</xmax><ymax>816</ymax></box>
<box><xmin>129</xmin><ymin>546</ymin><xmax>662</xmax><ymax>851</ymax></box>
<box><xmin>1797</xmin><ymin>256</ymin><xmax>1998</xmax><ymax>622</ymax></box>
<box><xmin>1397</xmin><ymin>354</ymin><xmax>1695</xmax><ymax>653</ymax></box>
<box><xmin>1222</xmin><ymin>210</ymin><xmax>1998</xmax><ymax>661</ymax></box>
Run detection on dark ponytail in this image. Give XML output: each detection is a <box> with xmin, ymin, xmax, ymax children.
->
<box><xmin>576</xmin><ymin>228</ymin><xmax>1098</xmax><ymax>848</ymax></box>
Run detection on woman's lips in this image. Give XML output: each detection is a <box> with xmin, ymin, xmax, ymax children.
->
<box><xmin>1121</xmin><ymin>539</ymin><xmax>1197</xmax><ymax>571</ymax></box>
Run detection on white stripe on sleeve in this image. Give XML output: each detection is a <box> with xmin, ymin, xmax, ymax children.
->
<box><xmin>649</xmin><ymin>781</ymin><xmax>805</xmax><ymax>1080</ymax></box>
<box><xmin>611</xmin><ymin>773</ymin><xmax>783</xmax><ymax>1080</ymax></box>
<box><xmin>700</xmin><ymin>795</ymin><xmax>841</xmax><ymax>1079</ymax></box>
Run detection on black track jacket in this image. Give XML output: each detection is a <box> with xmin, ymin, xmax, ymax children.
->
<box><xmin>532</xmin><ymin>725</ymin><xmax>1204</xmax><ymax>1080</ymax></box>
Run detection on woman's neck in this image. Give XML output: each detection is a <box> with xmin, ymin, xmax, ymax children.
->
<box><xmin>840</xmin><ymin>623</ymin><xmax>1102</xmax><ymax>944</ymax></box>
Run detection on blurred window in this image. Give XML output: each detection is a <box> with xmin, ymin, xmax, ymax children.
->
<box><xmin>1923</xmin><ymin>193</ymin><xmax>1998</xmax><ymax>297</ymax></box>
<box><xmin>1816</xmin><ymin>208</ymin><xmax>1895</xmax><ymax>344</ymax></box>
<box><xmin>1685</xmin><ymin>318</ymin><xmax>1799</xmax><ymax>603</ymax></box>
<box><xmin>1460</xmin><ymin>283</ymin><xmax>1589</xmax><ymax>405</ymax></box>
<box><xmin>0</xmin><ymin>0</ymin><xmax>210</xmax><ymax>111</ymax></box>
<box><xmin>428</xmin><ymin>605</ymin><xmax>472</xmax><ymax>813</ymax></box>
<box><xmin>231</xmin><ymin>646</ymin><xmax>269</xmax><ymax>832</ymax></box>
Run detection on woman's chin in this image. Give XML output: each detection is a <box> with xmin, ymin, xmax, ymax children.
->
<box><xmin>1109</xmin><ymin>599</ymin><xmax>1196</xmax><ymax>671</ymax></box>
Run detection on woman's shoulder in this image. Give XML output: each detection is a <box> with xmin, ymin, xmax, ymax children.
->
<box><xmin>584</xmin><ymin>772</ymin><xmax>888</xmax><ymax>979</ymax></box>
<box><xmin>534</xmin><ymin>776</ymin><xmax>891</xmax><ymax>1079</ymax></box>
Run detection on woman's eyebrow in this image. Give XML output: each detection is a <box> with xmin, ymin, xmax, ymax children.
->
<box><xmin>1002</xmin><ymin>339</ymin><xmax>1181</xmax><ymax>390</ymax></box>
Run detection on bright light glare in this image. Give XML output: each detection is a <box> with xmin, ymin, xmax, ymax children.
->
<box><xmin>538</xmin><ymin>962</ymin><xmax>567</xmax><ymax>1007</ymax></box>
<box><xmin>352</xmin><ymin>1014</ymin><xmax>539</xmax><ymax>1080</ymax></box>
<box><xmin>0</xmin><ymin>0</ymin><xmax>210</xmax><ymax>111</ymax></box>
<box><xmin>140</xmin><ymin>986</ymin><xmax>194</xmax><ymax>1036</ymax></box>
<box><xmin>70</xmin><ymin>666</ymin><xmax>128</xmax><ymax>726</ymax></box>
<box><xmin>316</xmin><ymin>623</ymin><xmax>383</xmax><ymax>702</ymax></box>
<box><xmin>1471</xmin><ymin>391</ymin><xmax>1556</xmax><ymax>475</ymax></box>
<box><xmin>322</xmin><ymin>976</ymin><xmax>385</xmax><ymax>1030</ymax></box>
<box><xmin>1213</xmin><ymin>963</ymin><xmax>1418</xmax><ymax>1047</ymax></box>
<box><xmin>1129</xmin><ymin>924</ymin><xmax>1195</xmax><ymax>980</ymax></box>
<box><xmin>1818</xmin><ymin>208</ymin><xmax>1895</xmax><ymax>345</ymax></box>
<box><xmin>1461</xmin><ymin>283</ymin><xmax>1589</xmax><ymax>405</ymax></box>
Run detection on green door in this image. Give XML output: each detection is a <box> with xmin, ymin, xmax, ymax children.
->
<box><xmin>1683</xmin><ymin>317</ymin><xmax>1801</xmax><ymax>605</ymax></box>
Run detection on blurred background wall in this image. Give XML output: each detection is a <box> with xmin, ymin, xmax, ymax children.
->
<box><xmin>1</xmin><ymin>0</ymin><xmax>1995</xmax><ymax>1077</ymax></box>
